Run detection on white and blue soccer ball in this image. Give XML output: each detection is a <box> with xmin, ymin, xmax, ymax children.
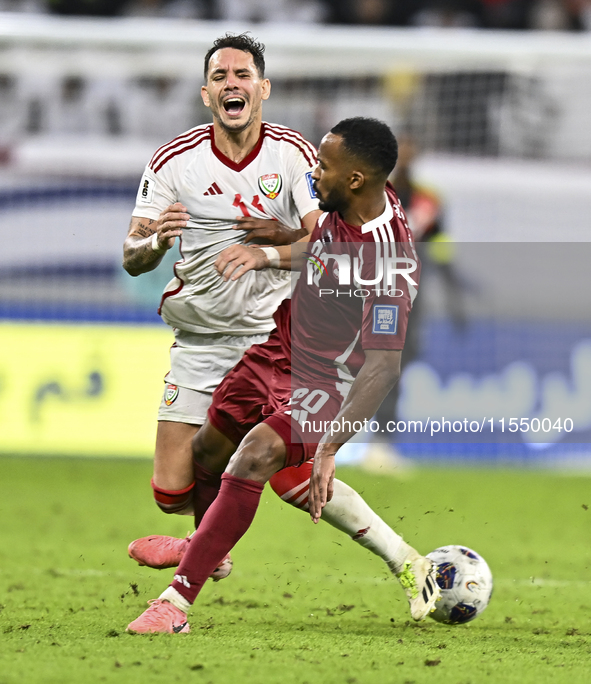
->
<box><xmin>426</xmin><ymin>545</ymin><xmax>493</xmax><ymax>625</ymax></box>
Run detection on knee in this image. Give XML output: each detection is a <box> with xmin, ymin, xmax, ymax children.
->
<box><xmin>227</xmin><ymin>426</ymin><xmax>286</xmax><ymax>482</ymax></box>
<box><xmin>151</xmin><ymin>478</ymin><xmax>194</xmax><ymax>515</ymax></box>
<box><xmin>192</xmin><ymin>430</ymin><xmax>217</xmax><ymax>471</ymax></box>
<box><xmin>191</xmin><ymin>424</ymin><xmax>234</xmax><ymax>473</ymax></box>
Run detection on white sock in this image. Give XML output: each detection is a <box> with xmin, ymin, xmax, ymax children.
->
<box><xmin>322</xmin><ymin>479</ymin><xmax>416</xmax><ymax>574</ymax></box>
<box><xmin>159</xmin><ymin>586</ymin><xmax>191</xmax><ymax>614</ymax></box>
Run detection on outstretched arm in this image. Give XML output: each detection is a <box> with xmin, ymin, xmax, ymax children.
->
<box><xmin>308</xmin><ymin>349</ymin><xmax>402</xmax><ymax>523</ymax></box>
<box><xmin>214</xmin><ymin>238</ymin><xmax>310</xmax><ymax>281</ymax></box>
<box><xmin>214</xmin><ymin>211</ymin><xmax>322</xmax><ymax>280</ymax></box>
<box><xmin>215</xmin><ymin>208</ymin><xmax>321</xmax><ymax>281</ymax></box>
<box><xmin>232</xmin><ymin>208</ymin><xmax>321</xmax><ymax>244</ymax></box>
<box><xmin>122</xmin><ymin>203</ymin><xmax>189</xmax><ymax>276</ymax></box>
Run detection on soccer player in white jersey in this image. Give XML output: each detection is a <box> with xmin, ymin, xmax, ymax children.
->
<box><xmin>124</xmin><ymin>35</ymin><xmax>424</xmax><ymax>588</ymax></box>
<box><xmin>126</xmin><ymin>118</ymin><xmax>439</xmax><ymax>635</ymax></box>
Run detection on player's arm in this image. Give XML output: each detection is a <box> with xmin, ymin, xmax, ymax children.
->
<box><xmin>233</xmin><ymin>208</ymin><xmax>321</xmax><ymax>244</ymax></box>
<box><xmin>217</xmin><ymin>207</ymin><xmax>320</xmax><ymax>278</ymax></box>
<box><xmin>214</xmin><ymin>235</ymin><xmax>310</xmax><ymax>281</ymax></box>
<box><xmin>308</xmin><ymin>349</ymin><xmax>402</xmax><ymax>523</ymax></box>
<box><xmin>123</xmin><ymin>203</ymin><xmax>189</xmax><ymax>276</ymax></box>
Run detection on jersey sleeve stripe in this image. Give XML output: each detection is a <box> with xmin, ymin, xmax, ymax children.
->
<box><xmin>264</xmin><ymin>124</ymin><xmax>318</xmax><ymax>161</ymax></box>
<box><xmin>264</xmin><ymin>123</ymin><xmax>317</xmax><ymax>153</ymax></box>
<box><xmin>265</xmin><ymin>124</ymin><xmax>317</xmax><ymax>156</ymax></box>
<box><xmin>149</xmin><ymin>127</ymin><xmax>202</xmax><ymax>167</ymax></box>
<box><xmin>264</xmin><ymin>131</ymin><xmax>317</xmax><ymax>168</ymax></box>
<box><xmin>151</xmin><ymin>132</ymin><xmax>211</xmax><ymax>173</ymax></box>
<box><xmin>149</xmin><ymin>124</ymin><xmax>210</xmax><ymax>167</ymax></box>
<box><xmin>264</xmin><ymin>123</ymin><xmax>318</xmax><ymax>152</ymax></box>
<box><xmin>150</xmin><ymin>129</ymin><xmax>210</xmax><ymax>171</ymax></box>
<box><xmin>149</xmin><ymin>125</ymin><xmax>211</xmax><ymax>170</ymax></box>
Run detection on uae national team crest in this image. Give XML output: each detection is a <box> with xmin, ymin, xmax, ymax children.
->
<box><xmin>258</xmin><ymin>173</ymin><xmax>282</xmax><ymax>199</ymax></box>
<box><xmin>164</xmin><ymin>384</ymin><xmax>179</xmax><ymax>406</ymax></box>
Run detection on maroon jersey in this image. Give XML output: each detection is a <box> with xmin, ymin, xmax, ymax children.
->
<box><xmin>274</xmin><ymin>183</ymin><xmax>420</xmax><ymax>389</ymax></box>
<box><xmin>208</xmin><ymin>184</ymin><xmax>420</xmax><ymax>466</ymax></box>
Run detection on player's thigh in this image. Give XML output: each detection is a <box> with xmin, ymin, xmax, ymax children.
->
<box><xmin>192</xmin><ymin>420</ymin><xmax>237</xmax><ymax>474</ymax></box>
<box><xmin>154</xmin><ymin>382</ymin><xmax>213</xmax><ymax>489</ymax></box>
<box><xmin>154</xmin><ymin>420</ymin><xmax>200</xmax><ymax>491</ymax></box>
<box><xmin>226</xmin><ymin>423</ymin><xmax>287</xmax><ymax>483</ymax></box>
<box><xmin>264</xmin><ymin>382</ymin><xmax>342</xmax><ymax>470</ymax></box>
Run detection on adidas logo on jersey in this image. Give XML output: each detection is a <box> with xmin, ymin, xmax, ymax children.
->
<box><xmin>204</xmin><ymin>182</ymin><xmax>222</xmax><ymax>196</ymax></box>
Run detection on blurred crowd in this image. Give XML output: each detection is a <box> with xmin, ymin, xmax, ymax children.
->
<box><xmin>0</xmin><ymin>0</ymin><xmax>590</xmax><ymax>31</ymax></box>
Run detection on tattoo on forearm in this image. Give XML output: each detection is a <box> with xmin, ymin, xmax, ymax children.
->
<box><xmin>123</xmin><ymin>238</ymin><xmax>163</xmax><ymax>272</ymax></box>
<box><xmin>135</xmin><ymin>243</ymin><xmax>156</xmax><ymax>261</ymax></box>
<box><xmin>123</xmin><ymin>218</ymin><xmax>162</xmax><ymax>273</ymax></box>
<box><xmin>134</xmin><ymin>221</ymin><xmax>156</xmax><ymax>238</ymax></box>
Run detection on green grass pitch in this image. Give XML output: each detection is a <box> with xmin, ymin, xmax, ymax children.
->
<box><xmin>1</xmin><ymin>455</ymin><xmax>590</xmax><ymax>684</ymax></box>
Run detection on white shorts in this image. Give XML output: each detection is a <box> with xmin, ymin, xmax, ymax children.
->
<box><xmin>157</xmin><ymin>329</ymin><xmax>269</xmax><ymax>425</ymax></box>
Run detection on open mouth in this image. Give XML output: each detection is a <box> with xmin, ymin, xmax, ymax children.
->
<box><xmin>223</xmin><ymin>97</ymin><xmax>246</xmax><ymax>116</ymax></box>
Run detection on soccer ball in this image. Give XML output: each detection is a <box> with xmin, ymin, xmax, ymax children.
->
<box><xmin>426</xmin><ymin>545</ymin><xmax>493</xmax><ymax>624</ymax></box>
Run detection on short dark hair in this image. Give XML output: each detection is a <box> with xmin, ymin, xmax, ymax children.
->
<box><xmin>204</xmin><ymin>33</ymin><xmax>266</xmax><ymax>80</ymax></box>
<box><xmin>330</xmin><ymin>117</ymin><xmax>398</xmax><ymax>178</ymax></box>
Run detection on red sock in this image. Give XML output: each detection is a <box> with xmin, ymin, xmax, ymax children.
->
<box><xmin>193</xmin><ymin>461</ymin><xmax>223</xmax><ymax>528</ymax></box>
<box><xmin>269</xmin><ymin>460</ymin><xmax>313</xmax><ymax>511</ymax></box>
<box><xmin>171</xmin><ymin>473</ymin><xmax>264</xmax><ymax>604</ymax></box>
<box><xmin>151</xmin><ymin>479</ymin><xmax>194</xmax><ymax>514</ymax></box>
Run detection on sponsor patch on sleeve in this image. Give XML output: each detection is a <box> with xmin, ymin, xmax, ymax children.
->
<box><xmin>305</xmin><ymin>171</ymin><xmax>316</xmax><ymax>199</ymax></box>
<box><xmin>372</xmin><ymin>305</ymin><xmax>398</xmax><ymax>335</ymax></box>
<box><xmin>138</xmin><ymin>175</ymin><xmax>154</xmax><ymax>204</ymax></box>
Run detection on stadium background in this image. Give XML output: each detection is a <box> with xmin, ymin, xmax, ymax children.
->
<box><xmin>1</xmin><ymin>9</ymin><xmax>591</xmax><ymax>465</ymax></box>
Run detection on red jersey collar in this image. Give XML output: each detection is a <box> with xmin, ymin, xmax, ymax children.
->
<box><xmin>209</xmin><ymin>123</ymin><xmax>266</xmax><ymax>172</ymax></box>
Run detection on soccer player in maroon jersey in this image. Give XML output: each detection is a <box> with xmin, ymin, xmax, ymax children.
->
<box><xmin>126</xmin><ymin>34</ymin><xmax>435</xmax><ymax>590</ymax></box>
<box><xmin>126</xmin><ymin>117</ymin><xmax>440</xmax><ymax>635</ymax></box>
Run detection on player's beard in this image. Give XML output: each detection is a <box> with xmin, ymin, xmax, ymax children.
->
<box><xmin>216</xmin><ymin>96</ymin><xmax>261</xmax><ymax>134</ymax></box>
<box><xmin>316</xmin><ymin>185</ymin><xmax>348</xmax><ymax>215</ymax></box>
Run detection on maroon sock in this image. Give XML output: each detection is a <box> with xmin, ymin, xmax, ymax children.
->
<box><xmin>193</xmin><ymin>461</ymin><xmax>224</xmax><ymax>528</ymax></box>
<box><xmin>171</xmin><ymin>473</ymin><xmax>264</xmax><ymax>605</ymax></box>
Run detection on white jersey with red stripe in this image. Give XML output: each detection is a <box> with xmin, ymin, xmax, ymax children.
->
<box><xmin>132</xmin><ymin>122</ymin><xmax>319</xmax><ymax>335</ymax></box>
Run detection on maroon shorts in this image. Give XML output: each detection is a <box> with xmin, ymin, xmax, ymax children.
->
<box><xmin>264</xmin><ymin>386</ymin><xmax>342</xmax><ymax>467</ymax></box>
<box><xmin>208</xmin><ymin>331</ymin><xmax>344</xmax><ymax>468</ymax></box>
<box><xmin>207</xmin><ymin>329</ymin><xmax>290</xmax><ymax>447</ymax></box>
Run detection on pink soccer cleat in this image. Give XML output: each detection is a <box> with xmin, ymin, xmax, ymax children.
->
<box><xmin>128</xmin><ymin>534</ymin><xmax>233</xmax><ymax>581</ymax></box>
<box><xmin>126</xmin><ymin>599</ymin><xmax>190</xmax><ymax>634</ymax></box>
<box><xmin>128</xmin><ymin>534</ymin><xmax>190</xmax><ymax>570</ymax></box>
